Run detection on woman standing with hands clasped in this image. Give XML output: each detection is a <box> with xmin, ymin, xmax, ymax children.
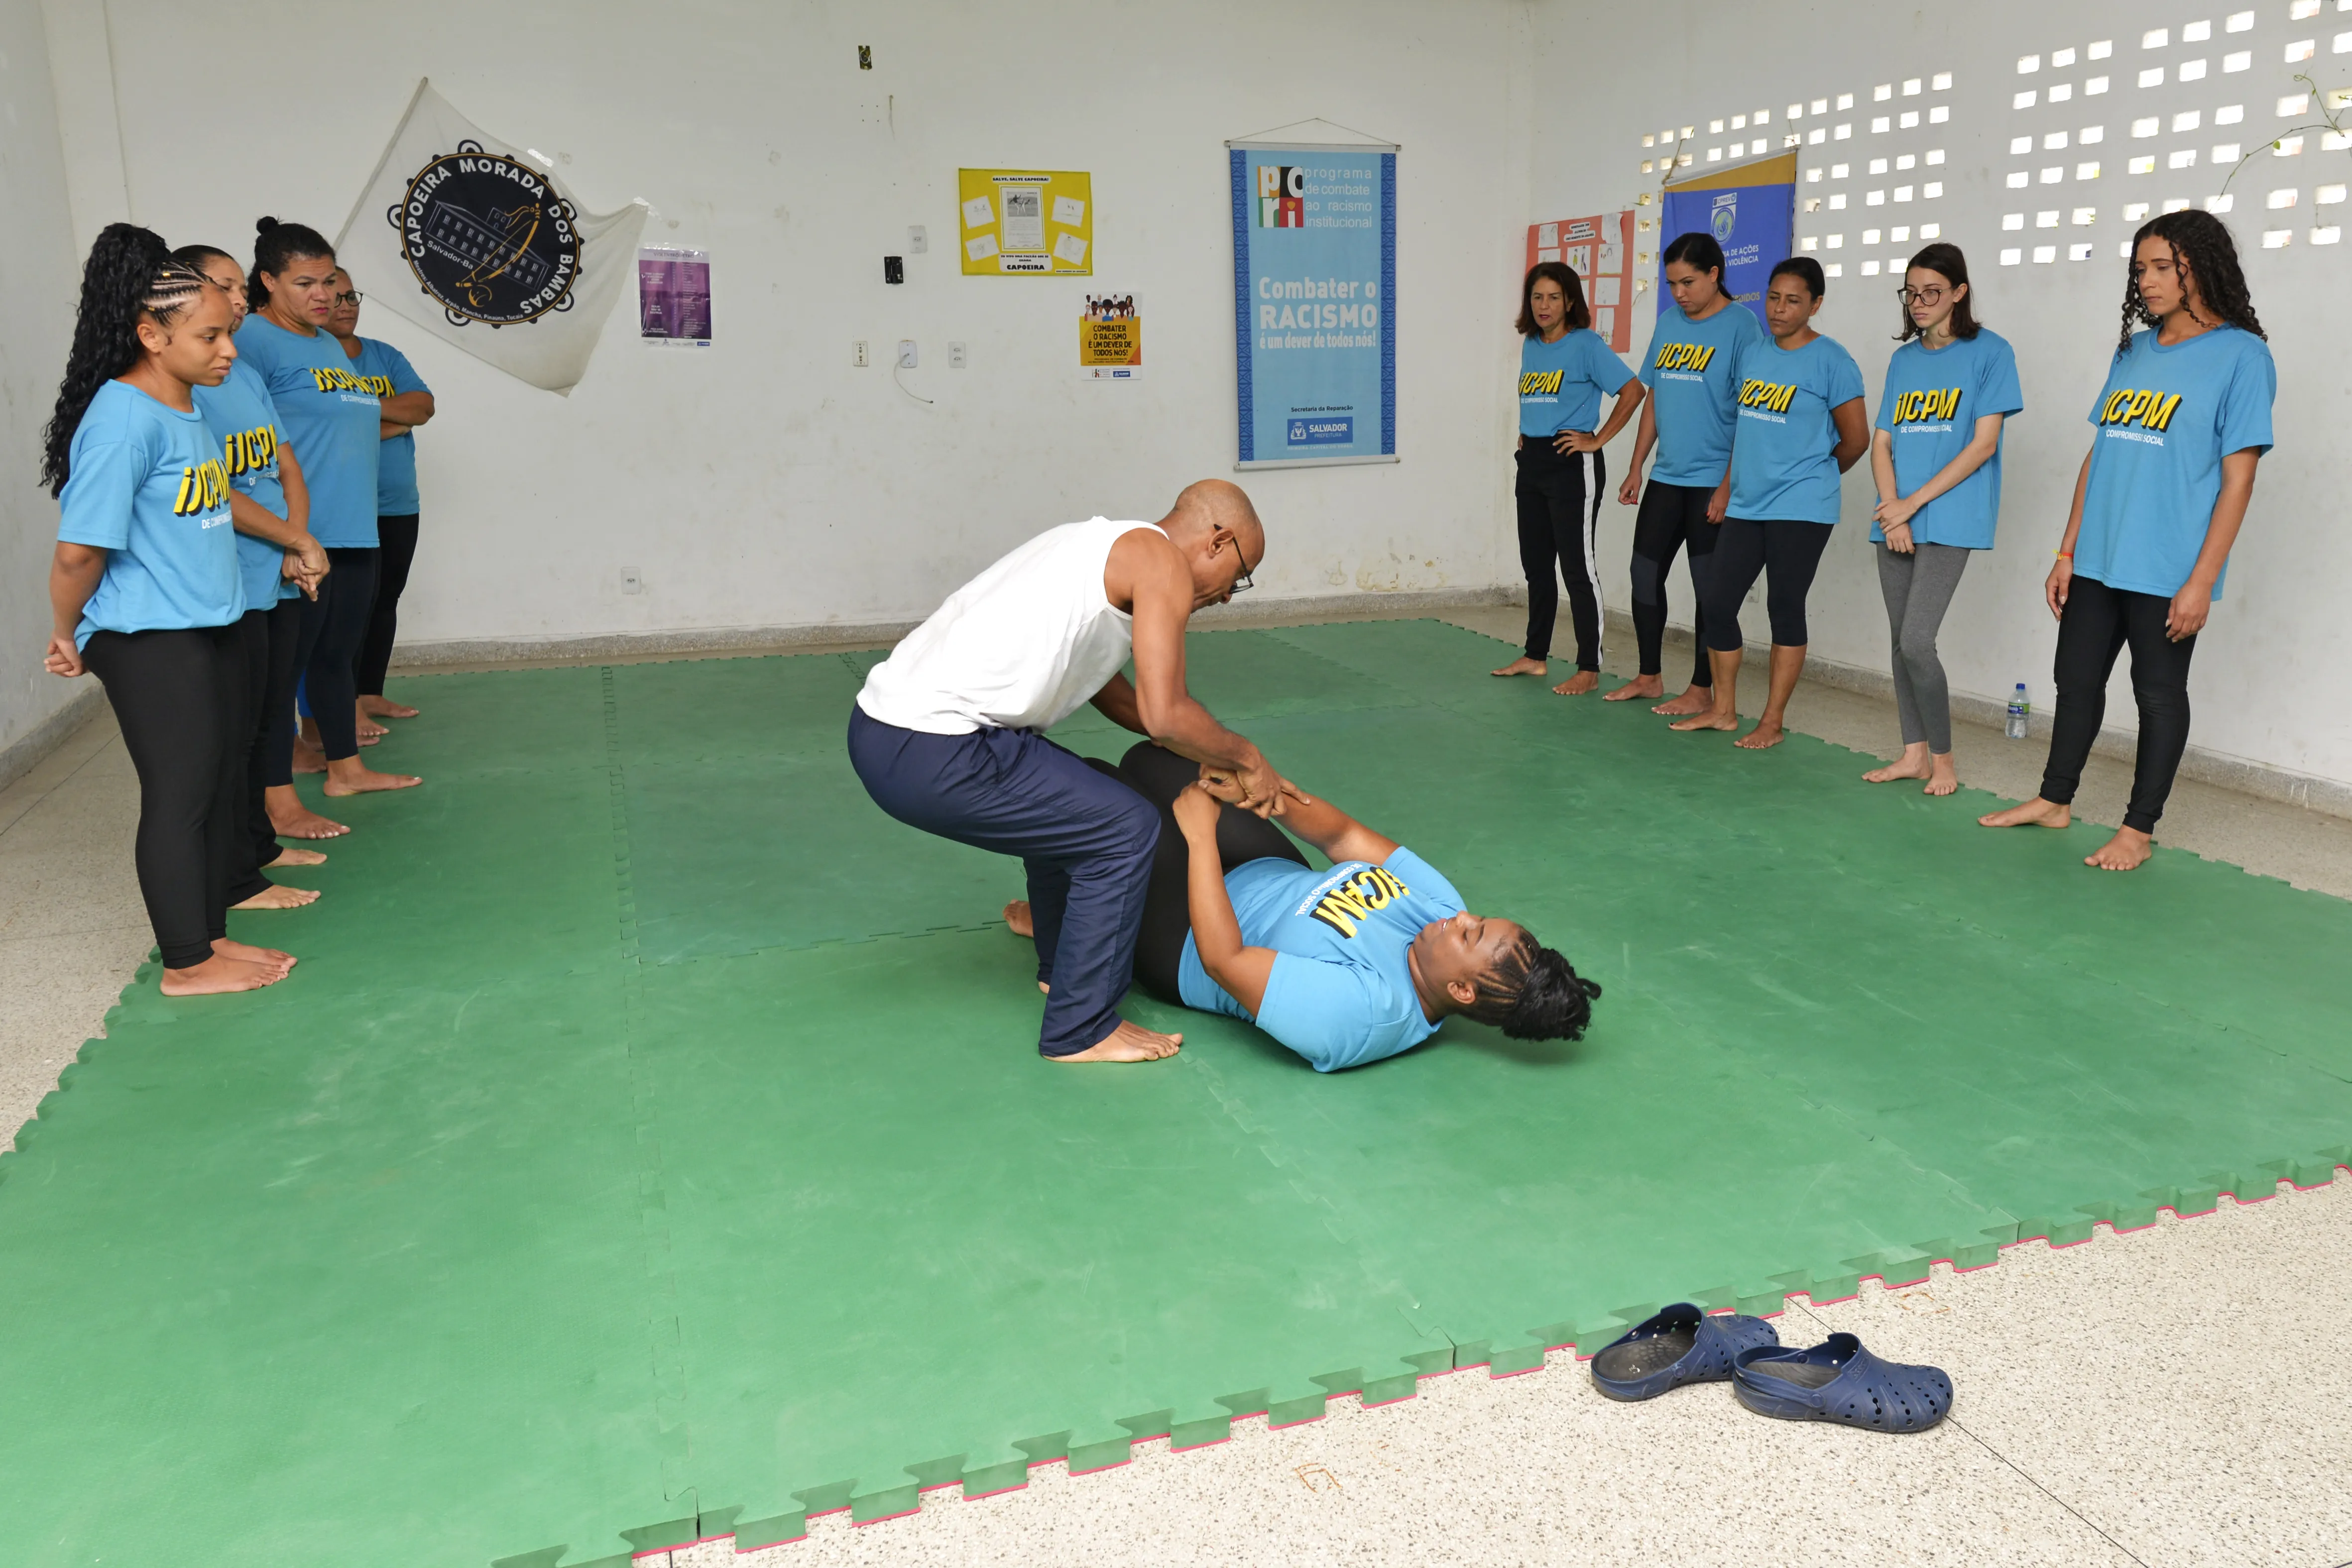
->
<box><xmin>1488</xmin><ymin>262</ymin><xmax>1645</xmax><ymax>695</ymax></box>
<box><xmin>1980</xmin><ymin>211</ymin><xmax>2272</xmax><ymax>871</ymax></box>
<box><xmin>40</xmin><ymin>225</ymin><xmax>297</xmax><ymax>995</ymax></box>
<box><xmin>1864</xmin><ymin>243</ymin><xmax>2021</xmax><ymax>796</ymax></box>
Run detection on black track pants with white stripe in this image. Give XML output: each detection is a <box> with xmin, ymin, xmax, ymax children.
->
<box><xmin>1514</xmin><ymin>440</ymin><xmax>1606</xmax><ymax>671</ymax></box>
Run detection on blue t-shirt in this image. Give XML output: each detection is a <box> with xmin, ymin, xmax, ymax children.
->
<box><xmin>56</xmin><ymin>381</ymin><xmax>243</xmax><ymax>649</ymax></box>
<box><xmin>1873</xmin><ymin>330</ymin><xmax>2024</xmax><ymax>550</ymax></box>
<box><xmin>194</xmin><ymin>357</ymin><xmax>296</xmax><ymax>610</ymax></box>
<box><xmin>1176</xmin><ymin>848</ymin><xmax>1464</xmax><ymax>1073</ymax></box>
<box><xmin>1637</xmin><ymin>301</ymin><xmax>1765</xmax><ymax>486</ymax></box>
<box><xmin>2076</xmin><ymin>325</ymin><xmax>2275</xmax><ymax>600</ymax></box>
<box><xmin>232</xmin><ymin>315</ymin><xmax>380</xmax><ymax>548</ymax></box>
<box><xmin>1727</xmin><ymin>333</ymin><xmax>1868</xmax><ymax>526</ymax></box>
<box><xmin>1518</xmin><ymin>328</ymin><xmax>1632</xmax><ymax>438</ymax></box>
<box><xmin>350</xmin><ymin>336</ymin><xmax>429</xmax><ymax>516</ymax></box>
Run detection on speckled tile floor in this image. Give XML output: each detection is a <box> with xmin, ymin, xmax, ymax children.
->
<box><xmin>5</xmin><ymin>608</ymin><xmax>2348</xmax><ymax>1568</ymax></box>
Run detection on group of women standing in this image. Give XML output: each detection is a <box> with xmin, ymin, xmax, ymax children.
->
<box><xmin>1501</xmin><ymin>209</ymin><xmax>2274</xmax><ymax>873</ymax></box>
<box><xmin>41</xmin><ymin>219</ymin><xmax>435</xmax><ymax>996</ymax></box>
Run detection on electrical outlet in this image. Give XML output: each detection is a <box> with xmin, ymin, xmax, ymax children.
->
<box><xmin>907</xmin><ymin>225</ymin><xmax>928</xmax><ymax>254</ymax></box>
<box><xmin>897</xmin><ymin>339</ymin><xmax>918</xmax><ymax>369</ymax></box>
<box><xmin>883</xmin><ymin>255</ymin><xmax>904</xmax><ymax>284</ymax></box>
<box><xmin>853</xmin><ymin>339</ymin><xmax>869</xmax><ymax>367</ymax></box>
<box><xmin>620</xmin><ymin>568</ymin><xmax>645</xmax><ymax>595</ymax></box>
<box><xmin>948</xmin><ymin>340</ymin><xmax>967</xmax><ymax>368</ymax></box>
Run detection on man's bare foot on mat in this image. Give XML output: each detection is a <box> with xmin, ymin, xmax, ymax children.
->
<box><xmin>1652</xmin><ymin>686</ymin><xmax>1715</xmax><ymax>716</ymax></box>
<box><xmin>160</xmin><ymin>954</ymin><xmax>286</xmax><ymax>996</ymax></box>
<box><xmin>1050</xmin><ymin>1020</ymin><xmax>1182</xmax><ymax>1063</ymax></box>
<box><xmin>270</xmin><ymin>846</ymin><xmax>328</xmax><ymax>867</ymax></box>
<box><xmin>1669</xmin><ymin>707</ymin><xmax>1740</xmax><ymax>733</ymax></box>
<box><xmin>1734</xmin><ymin>720</ymin><xmax>1786</xmax><ymax>750</ymax></box>
<box><xmin>323</xmin><ymin>760</ymin><xmax>421</xmax><ymax>797</ymax></box>
<box><xmin>267</xmin><ymin>785</ymin><xmax>348</xmax><ymax>839</ymax></box>
<box><xmin>1979</xmin><ymin>796</ymin><xmax>2071</xmax><ymax>830</ymax></box>
<box><xmin>213</xmin><ymin>937</ymin><xmax>294</xmax><ymax>974</ymax></box>
<box><xmin>2085</xmin><ymin>826</ymin><xmax>2154</xmax><ymax>871</ymax></box>
<box><xmin>233</xmin><ymin>884</ymin><xmax>321</xmax><ymax>910</ymax></box>
<box><xmin>1551</xmin><ymin>671</ymin><xmax>1600</xmax><ymax>696</ymax></box>
<box><xmin>1603</xmin><ymin>674</ymin><xmax>1662</xmax><ymax>702</ymax></box>
<box><xmin>1490</xmin><ymin>656</ymin><xmax>1547</xmax><ymax>678</ymax></box>
<box><xmin>359</xmin><ymin>695</ymin><xmax>420</xmax><ymax>719</ymax></box>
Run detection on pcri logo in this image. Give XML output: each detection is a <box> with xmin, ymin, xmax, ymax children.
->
<box><xmin>388</xmin><ymin>141</ymin><xmax>582</xmax><ymax>328</ymax></box>
<box><xmin>1257</xmin><ymin>164</ymin><xmax>1307</xmax><ymax>227</ymax></box>
<box><xmin>1710</xmin><ymin>190</ymin><xmax>1739</xmax><ymax>243</ymax></box>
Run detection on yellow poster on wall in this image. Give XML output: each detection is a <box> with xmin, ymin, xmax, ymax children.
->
<box><xmin>958</xmin><ymin>169</ymin><xmax>1093</xmax><ymax>275</ymax></box>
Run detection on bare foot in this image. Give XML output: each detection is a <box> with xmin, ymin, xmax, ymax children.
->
<box><xmin>355</xmin><ymin>710</ymin><xmax>388</xmax><ymax>740</ymax></box>
<box><xmin>1979</xmin><ymin>796</ymin><xmax>2071</xmax><ymax>830</ymax></box>
<box><xmin>1924</xmin><ymin>754</ymin><xmax>1960</xmax><ymax>797</ymax></box>
<box><xmin>323</xmin><ymin>763</ymin><xmax>422</xmax><ymax>797</ymax></box>
<box><xmin>159</xmin><ymin>955</ymin><xmax>286</xmax><ymax>996</ymax></box>
<box><xmin>1603</xmin><ymin>674</ymin><xmax>1664</xmax><ymax>703</ymax></box>
<box><xmin>266</xmin><ymin>786</ymin><xmax>349</xmax><ymax>839</ymax></box>
<box><xmin>1652</xmin><ymin>686</ymin><xmax>1715</xmax><ymax>717</ymax></box>
<box><xmin>2086</xmin><ymin>826</ymin><xmax>2154</xmax><ymax>871</ymax></box>
<box><xmin>232</xmin><ymin>884</ymin><xmax>322</xmax><ymax>910</ymax></box>
<box><xmin>1048</xmin><ymin>1019</ymin><xmax>1182</xmax><ymax>1063</ymax></box>
<box><xmin>1003</xmin><ymin>899</ymin><xmax>1035</xmax><ymax>938</ymax></box>
<box><xmin>1551</xmin><ymin>671</ymin><xmax>1600</xmax><ymax>696</ymax></box>
<box><xmin>1734</xmin><ymin>721</ymin><xmax>1786</xmax><ymax>750</ymax></box>
<box><xmin>1863</xmin><ymin>745</ymin><xmax>1934</xmax><ymax>785</ymax></box>
<box><xmin>213</xmin><ymin>937</ymin><xmax>295</xmax><ymax>973</ymax></box>
<box><xmin>1668</xmin><ymin>708</ymin><xmax>1740</xmax><ymax>733</ymax></box>
<box><xmin>269</xmin><ymin>846</ymin><xmax>328</xmax><ymax>867</ymax></box>
<box><xmin>292</xmin><ymin>740</ymin><xmax>327</xmax><ymax>775</ymax></box>
<box><xmin>359</xmin><ymin>695</ymin><xmax>420</xmax><ymax>719</ymax></box>
<box><xmin>1490</xmin><ymin>656</ymin><xmax>1548</xmax><ymax>678</ymax></box>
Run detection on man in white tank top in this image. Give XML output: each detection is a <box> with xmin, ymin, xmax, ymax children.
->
<box><xmin>850</xmin><ymin>481</ymin><xmax>1297</xmax><ymax>1065</ymax></box>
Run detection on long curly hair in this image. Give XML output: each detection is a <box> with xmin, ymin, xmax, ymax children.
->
<box><xmin>1463</xmin><ymin>927</ymin><xmax>1604</xmax><ymax>1041</ymax></box>
<box><xmin>2117</xmin><ymin>209</ymin><xmax>2264</xmax><ymax>357</ymax></box>
<box><xmin>39</xmin><ymin>224</ymin><xmax>210</xmax><ymax>497</ymax></box>
<box><xmin>246</xmin><ymin>216</ymin><xmax>336</xmax><ymax>313</ymax></box>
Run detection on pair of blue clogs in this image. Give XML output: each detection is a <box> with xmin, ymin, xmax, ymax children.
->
<box><xmin>1589</xmin><ymin>1303</ymin><xmax>1951</xmax><ymax>1432</ymax></box>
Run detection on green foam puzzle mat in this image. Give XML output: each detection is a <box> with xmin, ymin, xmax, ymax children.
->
<box><xmin>2</xmin><ymin>618</ymin><xmax>2348</xmax><ymax>1566</ymax></box>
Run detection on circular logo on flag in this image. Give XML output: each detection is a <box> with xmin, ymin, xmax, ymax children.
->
<box><xmin>386</xmin><ymin>141</ymin><xmax>581</xmax><ymax>328</ymax></box>
<box><xmin>1711</xmin><ymin>197</ymin><xmax>1739</xmax><ymax>244</ymax></box>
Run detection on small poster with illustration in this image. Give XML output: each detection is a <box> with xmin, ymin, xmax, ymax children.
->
<box><xmin>638</xmin><ymin>246</ymin><xmax>712</xmax><ymax>347</ymax></box>
<box><xmin>1080</xmin><ymin>292</ymin><xmax>1141</xmax><ymax>379</ymax></box>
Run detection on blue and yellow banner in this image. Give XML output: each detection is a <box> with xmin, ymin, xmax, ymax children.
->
<box><xmin>1659</xmin><ymin>158</ymin><xmax>1795</xmax><ymax>329</ymax></box>
<box><xmin>1227</xmin><ymin>142</ymin><xmax>1397</xmax><ymax>468</ymax></box>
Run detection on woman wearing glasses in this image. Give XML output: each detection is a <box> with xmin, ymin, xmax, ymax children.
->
<box><xmin>325</xmin><ymin>274</ymin><xmax>435</xmax><ymax>728</ymax></box>
<box><xmin>1863</xmin><ymin>243</ymin><xmax>2021</xmax><ymax>796</ymax></box>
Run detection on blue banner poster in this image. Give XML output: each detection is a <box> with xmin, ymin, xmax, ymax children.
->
<box><xmin>1227</xmin><ymin>139</ymin><xmax>1397</xmax><ymax>468</ymax></box>
<box><xmin>1659</xmin><ymin>177</ymin><xmax>1794</xmax><ymax>330</ymax></box>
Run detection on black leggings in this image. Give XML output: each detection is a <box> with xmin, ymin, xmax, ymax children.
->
<box><xmin>2038</xmin><ymin>573</ymin><xmax>2199</xmax><ymax>834</ymax></box>
<box><xmin>1080</xmin><ymin>743</ymin><xmax>1309</xmax><ymax>1003</ymax></box>
<box><xmin>273</xmin><ymin>545</ymin><xmax>379</xmax><ymax>770</ymax></box>
<box><xmin>240</xmin><ymin>599</ymin><xmax>305</xmax><ymax>866</ymax></box>
<box><xmin>1702</xmin><ymin>516</ymin><xmax>1833</xmax><ymax>652</ymax></box>
<box><xmin>82</xmin><ymin>626</ymin><xmax>245</xmax><ymax>968</ymax></box>
<box><xmin>1513</xmin><ymin>443</ymin><xmax>1605</xmax><ymax>669</ymax></box>
<box><xmin>357</xmin><ymin>513</ymin><xmax>418</xmax><ymax>697</ymax></box>
<box><xmin>1630</xmin><ymin>479</ymin><xmax>1719</xmax><ymax>687</ymax></box>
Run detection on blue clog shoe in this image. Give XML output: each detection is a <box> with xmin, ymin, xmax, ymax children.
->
<box><xmin>1589</xmin><ymin>1303</ymin><xmax>1781</xmax><ymax>1401</ymax></box>
<box><xmin>1732</xmin><ymin>1332</ymin><xmax>1952</xmax><ymax>1431</ymax></box>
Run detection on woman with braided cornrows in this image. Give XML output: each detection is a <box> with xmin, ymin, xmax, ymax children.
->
<box><xmin>1981</xmin><ymin>210</ymin><xmax>2274</xmax><ymax>871</ymax></box>
<box><xmin>236</xmin><ymin>217</ymin><xmax>420</xmax><ymax>843</ymax></box>
<box><xmin>39</xmin><ymin>224</ymin><xmax>297</xmax><ymax>996</ymax></box>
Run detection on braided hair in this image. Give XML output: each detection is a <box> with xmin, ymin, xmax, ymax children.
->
<box><xmin>1462</xmin><ymin>928</ymin><xmax>1605</xmax><ymax>1041</ymax></box>
<box><xmin>2117</xmin><ymin>209</ymin><xmax>2265</xmax><ymax>357</ymax></box>
<box><xmin>38</xmin><ymin>224</ymin><xmax>210</xmax><ymax>497</ymax></box>
<box><xmin>246</xmin><ymin>216</ymin><xmax>336</xmax><ymax>313</ymax></box>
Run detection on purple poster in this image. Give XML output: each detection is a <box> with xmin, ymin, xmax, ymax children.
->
<box><xmin>638</xmin><ymin>246</ymin><xmax>712</xmax><ymax>346</ymax></box>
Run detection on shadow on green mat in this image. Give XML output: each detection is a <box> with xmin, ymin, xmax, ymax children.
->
<box><xmin>2</xmin><ymin>619</ymin><xmax>2347</xmax><ymax>1566</ymax></box>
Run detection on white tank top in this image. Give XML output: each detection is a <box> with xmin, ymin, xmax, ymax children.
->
<box><xmin>856</xmin><ymin>517</ymin><xmax>1165</xmax><ymax>735</ymax></box>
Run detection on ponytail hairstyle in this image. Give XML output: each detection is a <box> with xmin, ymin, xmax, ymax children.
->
<box><xmin>1660</xmin><ymin>230</ymin><xmax>1731</xmax><ymax>303</ymax></box>
<box><xmin>2117</xmin><ymin>208</ymin><xmax>2264</xmax><ymax>357</ymax></box>
<box><xmin>1896</xmin><ymin>242</ymin><xmax>1981</xmax><ymax>342</ymax></box>
<box><xmin>39</xmin><ymin>224</ymin><xmax>210</xmax><ymax>496</ymax></box>
<box><xmin>1461</xmin><ymin>927</ymin><xmax>1605</xmax><ymax>1041</ymax></box>
<box><xmin>1516</xmin><ymin>260</ymin><xmax>1593</xmax><ymax>336</ymax></box>
<box><xmin>246</xmin><ymin>216</ymin><xmax>336</xmax><ymax>312</ymax></box>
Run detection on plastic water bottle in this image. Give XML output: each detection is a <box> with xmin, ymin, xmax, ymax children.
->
<box><xmin>2005</xmin><ymin>683</ymin><xmax>2030</xmax><ymax>740</ymax></box>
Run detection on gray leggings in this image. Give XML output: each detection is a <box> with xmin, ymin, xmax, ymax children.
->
<box><xmin>1875</xmin><ymin>541</ymin><xmax>1972</xmax><ymax>753</ymax></box>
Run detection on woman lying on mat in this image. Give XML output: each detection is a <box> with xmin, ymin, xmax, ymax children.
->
<box><xmin>1007</xmin><ymin>743</ymin><xmax>1600</xmax><ymax>1070</ymax></box>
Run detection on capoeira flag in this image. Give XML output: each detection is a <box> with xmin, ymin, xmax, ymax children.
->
<box><xmin>336</xmin><ymin>79</ymin><xmax>648</xmax><ymax>394</ymax></box>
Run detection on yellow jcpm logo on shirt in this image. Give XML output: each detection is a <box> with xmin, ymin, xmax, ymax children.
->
<box><xmin>1739</xmin><ymin>378</ymin><xmax>1798</xmax><ymax>414</ymax></box>
<box><xmin>1519</xmin><ymin>369</ymin><xmax>1565</xmax><ymax>396</ymax></box>
<box><xmin>1652</xmin><ymin>342</ymin><xmax>1717</xmax><ymax>372</ymax></box>
<box><xmin>1891</xmin><ymin>388</ymin><xmax>1963</xmax><ymax>424</ymax></box>
<box><xmin>2098</xmin><ymin>388</ymin><xmax>2182</xmax><ymax>432</ymax></box>
<box><xmin>306</xmin><ymin>365</ymin><xmax>378</xmax><ymax>394</ymax></box>
<box><xmin>172</xmin><ymin>458</ymin><xmax>231</xmax><ymax>517</ymax></box>
<box><xmin>1308</xmin><ymin>866</ymin><xmax>1414</xmax><ymax>938</ymax></box>
<box><xmin>220</xmin><ymin>423</ymin><xmax>278</xmax><ymax>479</ymax></box>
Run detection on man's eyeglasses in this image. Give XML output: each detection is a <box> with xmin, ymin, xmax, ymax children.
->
<box><xmin>1895</xmin><ymin>285</ymin><xmax>1948</xmax><ymax>306</ymax></box>
<box><xmin>1230</xmin><ymin>564</ymin><xmax>1255</xmax><ymax>595</ymax></box>
<box><xmin>334</xmin><ymin>290</ymin><xmax>364</xmax><ymax>306</ymax></box>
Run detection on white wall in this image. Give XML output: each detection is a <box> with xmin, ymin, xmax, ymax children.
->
<box><xmin>0</xmin><ymin>0</ymin><xmax>86</xmax><ymax>767</ymax></box>
<box><xmin>44</xmin><ymin>0</ymin><xmax>1537</xmax><ymax>650</ymax></box>
<box><xmin>1529</xmin><ymin>0</ymin><xmax>2352</xmax><ymax>789</ymax></box>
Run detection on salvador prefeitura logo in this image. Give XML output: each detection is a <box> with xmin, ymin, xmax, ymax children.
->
<box><xmin>388</xmin><ymin>141</ymin><xmax>582</xmax><ymax>328</ymax></box>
